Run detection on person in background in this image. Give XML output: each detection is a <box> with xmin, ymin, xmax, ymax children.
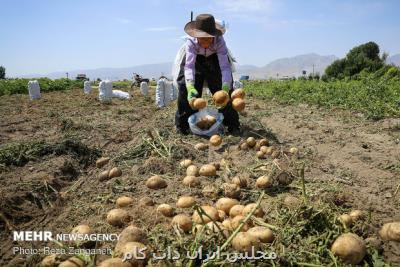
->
<box><xmin>175</xmin><ymin>13</ymin><xmax>240</xmax><ymax>135</ymax></box>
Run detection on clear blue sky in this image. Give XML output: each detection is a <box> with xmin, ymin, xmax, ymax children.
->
<box><xmin>1</xmin><ymin>0</ymin><xmax>399</xmax><ymax>76</ymax></box>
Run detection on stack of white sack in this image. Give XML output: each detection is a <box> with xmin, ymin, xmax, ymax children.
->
<box><xmin>83</xmin><ymin>81</ymin><xmax>92</xmax><ymax>94</ymax></box>
<box><xmin>28</xmin><ymin>80</ymin><xmax>41</xmax><ymax>100</ymax></box>
<box><xmin>98</xmin><ymin>80</ymin><xmax>113</xmax><ymax>103</ymax></box>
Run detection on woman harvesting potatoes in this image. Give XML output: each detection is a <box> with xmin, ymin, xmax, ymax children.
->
<box><xmin>175</xmin><ymin>14</ymin><xmax>240</xmax><ymax>135</ymax></box>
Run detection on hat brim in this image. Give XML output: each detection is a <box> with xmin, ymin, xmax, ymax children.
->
<box><xmin>184</xmin><ymin>21</ymin><xmax>225</xmax><ymax>38</ymax></box>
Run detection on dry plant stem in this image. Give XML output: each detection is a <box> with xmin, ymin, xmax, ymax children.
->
<box><xmin>220</xmin><ymin>191</ymin><xmax>265</xmax><ymax>251</ymax></box>
<box><xmin>300</xmin><ymin>163</ymin><xmax>308</xmax><ymax>203</ymax></box>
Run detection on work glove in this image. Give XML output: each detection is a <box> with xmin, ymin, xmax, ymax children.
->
<box><xmin>186</xmin><ymin>83</ymin><xmax>198</xmax><ymax>102</ymax></box>
<box><xmin>222</xmin><ymin>82</ymin><xmax>230</xmax><ymax>94</ymax></box>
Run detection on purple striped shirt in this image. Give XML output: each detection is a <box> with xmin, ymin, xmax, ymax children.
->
<box><xmin>184</xmin><ymin>36</ymin><xmax>232</xmax><ymax>86</ymax></box>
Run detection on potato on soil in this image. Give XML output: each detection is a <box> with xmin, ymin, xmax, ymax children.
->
<box><xmin>146</xmin><ymin>175</ymin><xmax>167</xmax><ymax>189</ymax></box>
<box><xmin>349</xmin><ymin>210</ymin><xmax>364</xmax><ymax>222</ymax></box>
<box><xmin>192</xmin><ymin>206</ymin><xmax>219</xmax><ymax>224</ymax></box>
<box><xmin>115</xmin><ymin>225</ymin><xmax>147</xmax><ymax>253</ymax></box>
<box><xmin>218</xmin><ymin>210</ymin><xmax>227</xmax><ymax>221</ymax></box>
<box><xmin>231</xmin><ymin>88</ymin><xmax>245</xmax><ymax>100</ymax></box>
<box><xmin>276</xmin><ymin>171</ymin><xmax>293</xmax><ymax>186</ymax></box>
<box><xmin>239</xmin><ymin>142</ymin><xmax>249</xmax><ymax>151</ymax></box>
<box><xmin>229</xmin><ymin>205</ymin><xmax>245</xmax><ymax>217</ymax></box>
<box><xmin>41</xmin><ymin>254</ymin><xmax>57</xmax><ymax>267</ymax></box>
<box><xmin>98</xmin><ymin>258</ymin><xmax>133</xmax><ymax>267</ymax></box>
<box><xmin>177</xmin><ymin>196</ymin><xmax>196</xmax><ymax>208</ymax></box>
<box><xmin>116</xmin><ymin>196</ymin><xmax>134</xmax><ymax>208</ymax></box>
<box><xmin>172</xmin><ymin>214</ymin><xmax>193</xmax><ymax>233</ymax></box>
<box><xmin>232</xmin><ymin>232</ymin><xmax>260</xmax><ymax>254</ymax></box>
<box><xmin>379</xmin><ymin>222</ymin><xmax>400</xmax><ymax>241</ymax></box>
<box><xmin>247</xmin><ymin>226</ymin><xmax>275</xmax><ymax>243</ymax></box>
<box><xmin>338</xmin><ymin>214</ymin><xmax>353</xmax><ymax>227</ymax></box>
<box><xmin>232</xmin><ymin>176</ymin><xmax>248</xmax><ymax>188</ymax></box>
<box><xmin>231</xmin><ymin>215</ymin><xmax>252</xmax><ymax>232</ymax></box>
<box><xmin>222</xmin><ymin>183</ymin><xmax>241</xmax><ymax>199</ymax></box>
<box><xmin>139</xmin><ymin>196</ymin><xmax>154</xmax><ymax>206</ymax></box>
<box><xmin>183</xmin><ymin>175</ymin><xmax>200</xmax><ymax>187</ymax></box>
<box><xmin>215</xmin><ymin>198</ymin><xmax>239</xmax><ymax>214</ymax></box>
<box><xmin>199</xmin><ymin>164</ymin><xmax>217</xmax><ymax>176</ymax></box>
<box><xmin>331</xmin><ymin>233</ymin><xmax>366</xmax><ymax>265</ymax></box>
<box><xmin>242</xmin><ymin>203</ymin><xmax>264</xmax><ymax>218</ymax></box>
<box><xmin>260</xmin><ymin>146</ymin><xmax>269</xmax><ymax>154</ymax></box>
<box><xmin>213</xmin><ymin>91</ymin><xmax>229</xmax><ymax>108</ymax></box>
<box><xmin>179</xmin><ymin>159</ymin><xmax>192</xmax><ymax>168</ymax></box>
<box><xmin>259</xmin><ymin>139</ymin><xmax>269</xmax><ymax>147</ymax></box>
<box><xmin>157</xmin><ymin>204</ymin><xmax>174</xmax><ymax>217</ymax></box>
<box><xmin>256</xmin><ymin>151</ymin><xmax>265</xmax><ymax>159</ymax></box>
<box><xmin>109</xmin><ymin>167</ymin><xmax>122</xmax><ymax>178</ymax></box>
<box><xmin>99</xmin><ymin>170</ymin><xmax>110</xmax><ymax>181</ymax></box>
<box><xmin>289</xmin><ymin>147</ymin><xmax>299</xmax><ymax>155</ymax></box>
<box><xmin>70</xmin><ymin>225</ymin><xmax>93</xmax><ymax>246</ymax></box>
<box><xmin>58</xmin><ymin>257</ymin><xmax>85</xmax><ymax>267</ymax></box>
<box><xmin>283</xmin><ymin>195</ymin><xmax>301</xmax><ymax>209</ymax></box>
<box><xmin>202</xmin><ymin>184</ymin><xmax>219</xmax><ymax>199</ymax></box>
<box><xmin>222</xmin><ymin>219</ymin><xmax>233</xmax><ymax>230</ymax></box>
<box><xmin>256</xmin><ymin>175</ymin><xmax>273</xmax><ymax>189</ymax></box>
<box><xmin>186</xmin><ymin>165</ymin><xmax>199</xmax><ymax>176</ymax></box>
<box><xmin>194</xmin><ymin>143</ymin><xmax>208</xmax><ymax>151</ymax></box>
<box><xmin>116</xmin><ymin>242</ymin><xmax>149</xmax><ymax>265</ymax></box>
<box><xmin>96</xmin><ymin>157</ymin><xmax>110</xmax><ymax>168</ymax></box>
<box><xmin>210</xmin><ymin>135</ymin><xmax>222</xmax><ymax>146</ymax></box>
<box><xmin>246</xmin><ymin>137</ymin><xmax>256</xmax><ymax>147</ymax></box>
<box><xmin>106</xmin><ymin>209</ymin><xmax>130</xmax><ymax>227</ymax></box>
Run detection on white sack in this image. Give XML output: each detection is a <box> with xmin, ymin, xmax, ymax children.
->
<box><xmin>83</xmin><ymin>81</ymin><xmax>92</xmax><ymax>94</ymax></box>
<box><xmin>28</xmin><ymin>80</ymin><xmax>41</xmax><ymax>100</ymax></box>
<box><xmin>140</xmin><ymin>81</ymin><xmax>149</xmax><ymax>96</ymax></box>
<box><xmin>98</xmin><ymin>80</ymin><xmax>112</xmax><ymax>103</ymax></box>
<box><xmin>112</xmin><ymin>90</ymin><xmax>131</xmax><ymax>99</ymax></box>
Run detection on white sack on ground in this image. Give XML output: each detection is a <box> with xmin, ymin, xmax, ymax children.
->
<box><xmin>156</xmin><ymin>78</ymin><xmax>172</xmax><ymax>108</ymax></box>
<box><xmin>140</xmin><ymin>81</ymin><xmax>149</xmax><ymax>96</ymax></box>
<box><xmin>83</xmin><ymin>81</ymin><xmax>92</xmax><ymax>94</ymax></box>
<box><xmin>98</xmin><ymin>80</ymin><xmax>112</xmax><ymax>103</ymax></box>
<box><xmin>112</xmin><ymin>90</ymin><xmax>131</xmax><ymax>99</ymax></box>
<box><xmin>170</xmin><ymin>82</ymin><xmax>178</xmax><ymax>101</ymax></box>
<box><xmin>28</xmin><ymin>80</ymin><xmax>41</xmax><ymax>100</ymax></box>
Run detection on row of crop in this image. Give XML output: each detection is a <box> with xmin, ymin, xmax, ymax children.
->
<box><xmin>0</xmin><ymin>78</ymin><xmax>84</xmax><ymax>96</ymax></box>
<box><xmin>245</xmin><ymin>76</ymin><xmax>400</xmax><ymax>119</ymax></box>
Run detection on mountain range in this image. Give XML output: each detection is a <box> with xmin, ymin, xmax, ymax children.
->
<box><xmin>20</xmin><ymin>53</ymin><xmax>400</xmax><ymax>81</ymax></box>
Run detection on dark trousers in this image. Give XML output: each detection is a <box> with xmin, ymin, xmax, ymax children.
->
<box><xmin>175</xmin><ymin>53</ymin><xmax>240</xmax><ymax>132</ymax></box>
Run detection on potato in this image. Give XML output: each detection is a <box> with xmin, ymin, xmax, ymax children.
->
<box><xmin>242</xmin><ymin>203</ymin><xmax>264</xmax><ymax>218</ymax></box>
<box><xmin>70</xmin><ymin>225</ymin><xmax>93</xmax><ymax>246</ymax></box>
<box><xmin>213</xmin><ymin>91</ymin><xmax>229</xmax><ymax>108</ymax></box>
<box><xmin>248</xmin><ymin>226</ymin><xmax>274</xmax><ymax>243</ymax></box>
<box><xmin>106</xmin><ymin>209</ymin><xmax>130</xmax><ymax>227</ymax></box>
<box><xmin>205</xmin><ymin>221</ymin><xmax>224</xmax><ymax>233</ymax></box>
<box><xmin>98</xmin><ymin>258</ymin><xmax>132</xmax><ymax>267</ymax></box>
<box><xmin>331</xmin><ymin>233</ymin><xmax>366</xmax><ymax>265</ymax></box>
<box><xmin>41</xmin><ymin>254</ymin><xmax>57</xmax><ymax>267</ymax></box>
<box><xmin>283</xmin><ymin>195</ymin><xmax>301</xmax><ymax>209</ymax></box>
<box><xmin>239</xmin><ymin>142</ymin><xmax>249</xmax><ymax>151</ymax></box>
<box><xmin>256</xmin><ymin>151</ymin><xmax>265</xmax><ymax>159</ymax></box>
<box><xmin>231</xmin><ymin>215</ymin><xmax>251</xmax><ymax>231</ymax></box>
<box><xmin>146</xmin><ymin>175</ymin><xmax>167</xmax><ymax>190</ymax></box>
<box><xmin>222</xmin><ymin>219</ymin><xmax>233</xmax><ymax>230</ymax></box>
<box><xmin>186</xmin><ymin>165</ymin><xmax>199</xmax><ymax>176</ymax></box>
<box><xmin>193</xmin><ymin>98</ymin><xmax>207</xmax><ymax>110</ymax></box>
<box><xmin>194</xmin><ymin>143</ymin><xmax>208</xmax><ymax>151</ymax></box>
<box><xmin>265</xmin><ymin>146</ymin><xmax>274</xmax><ymax>155</ymax></box>
<box><xmin>116</xmin><ymin>242</ymin><xmax>149</xmax><ymax>266</ymax></box>
<box><xmin>202</xmin><ymin>185</ymin><xmax>219</xmax><ymax>199</ymax></box>
<box><xmin>246</xmin><ymin>137</ymin><xmax>256</xmax><ymax>148</ymax></box>
<box><xmin>116</xmin><ymin>196</ymin><xmax>134</xmax><ymax>208</ymax></box>
<box><xmin>222</xmin><ymin>183</ymin><xmax>241</xmax><ymax>199</ymax></box>
<box><xmin>338</xmin><ymin>214</ymin><xmax>353</xmax><ymax>227</ymax></box>
<box><xmin>180</xmin><ymin>159</ymin><xmax>193</xmax><ymax>168</ymax></box>
<box><xmin>176</xmin><ymin>196</ymin><xmax>196</xmax><ymax>208</ymax></box>
<box><xmin>192</xmin><ymin>206</ymin><xmax>219</xmax><ymax>224</ymax></box>
<box><xmin>276</xmin><ymin>171</ymin><xmax>293</xmax><ymax>186</ymax></box>
<box><xmin>115</xmin><ymin>225</ymin><xmax>147</xmax><ymax>253</ymax></box>
<box><xmin>260</xmin><ymin>146</ymin><xmax>269</xmax><ymax>154</ymax></box>
<box><xmin>172</xmin><ymin>214</ymin><xmax>193</xmax><ymax>233</ymax></box>
<box><xmin>229</xmin><ymin>205</ymin><xmax>245</xmax><ymax>217</ymax></box>
<box><xmin>232</xmin><ymin>98</ymin><xmax>245</xmax><ymax>112</ymax></box>
<box><xmin>99</xmin><ymin>170</ymin><xmax>110</xmax><ymax>181</ymax></box>
<box><xmin>196</xmin><ymin>118</ymin><xmax>209</xmax><ymax>129</ymax></box>
<box><xmin>96</xmin><ymin>157</ymin><xmax>110</xmax><ymax>168</ymax></box>
<box><xmin>259</xmin><ymin>139</ymin><xmax>269</xmax><ymax>147</ymax></box>
<box><xmin>139</xmin><ymin>196</ymin><xmax>154</xmax><ymax>206</ymax></box>
<box><xmin>256</xmin><ymin>175</ymin><xmax>273</xmax><ymax>189</ymax></box>
<box><xmin>199</xmin><ymin>164</ymin><xmax>217</xmax><ymax>176</ymax></box>
<box><xmin>289</xmin><ymin>147</ymin><xmax>299</xmax><ymax>155</ymax></box>
<box><xmin>58</xmin><ymin>257</ymin><xmax>85</xmax><ymax>267</ymax></box>
<box><xmin>157</xmin><ymin>204</ymin><xmax>174</xmax><ymax>217</ymax></box>
<box><xmin>210</xmin><ymin>135</ymin><xmax>222</xmax><ymax>146</ymax></box>
<box><xmin>215</xmin><ymin>198</ymin><xmax>239</xmax><ymax>214</ymax></box>
<box><xmin>232</xmin><ymin>176</ymin><xmax>248</xmax><ymax>188</ymax></box>
<box><xmin>205</xmin><ymin>115</ymin><xmax>217</xmax><ymax>125</ymax></box>
<box><xmin>109</xmin><ymin>167</ymin><xmax>122</xmax><ymax>178</ymax></box>
<box><xmin>218</xmin><ymin>210</ymin><xmax>227</xmax><ymax>221</ymax></box>
<box><xmin>349</xmin><ymin>210</ymin><xmax>364</xmax><ymax>222</ymax></box>
<box><xmin>231</xmin><ymin>88</ymin><xmax>245</xmax><ymax>100</ymax></box>
<box><xmin>232</xmin><ymin>232</ymin><xmax>260</xmax><ymax>254</ymax></box>
<box><xmin>182</xmin><ymin>175</ymin><xmax>200</xmax><ymax>187</ymax></box>
<box><xmin>379</xmin><ymin>222</ymin><xmax>400</xmax><ymax>241</ymax></box>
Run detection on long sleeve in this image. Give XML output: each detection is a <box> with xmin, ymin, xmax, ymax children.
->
<box><xmin>216</xmin><ymin>37</ymin><xmax>232</xmax><ymax>85</ymax></box>
<box><xmin>184</xmin><ymin>39</ymin><xmax>197</xmax><ymax>84</ymax></box>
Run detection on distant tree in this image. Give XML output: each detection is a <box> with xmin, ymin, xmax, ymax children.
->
<box><xmin>325</xmin><ymin>41</ymin><xmax>385</xmax><ymax>79</ymax></box>
<box><xmin>0</xmin><ymin>66</ymin><xmax>5</xmax><ymax>79</ymax></box>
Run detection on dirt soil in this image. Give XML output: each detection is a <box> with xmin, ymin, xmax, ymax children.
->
<box><xmin>0</xmin><ymin>88</ymin><xmax>399</xmax><ymax>266</ymax></box>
